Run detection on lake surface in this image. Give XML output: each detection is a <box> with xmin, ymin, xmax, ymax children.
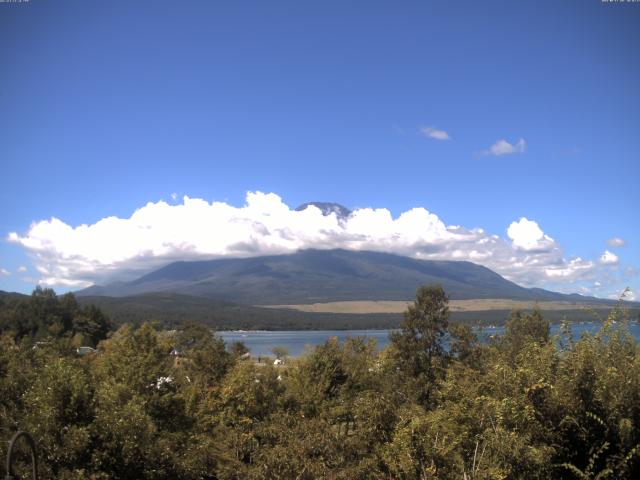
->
<box><xmin>219</xmin><ymin>322</ymin><xmax>640</xmax><ymax>357</ymax></box>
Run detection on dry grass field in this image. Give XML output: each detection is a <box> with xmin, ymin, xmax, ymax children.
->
<box><xmin>259</xmin><ymin>299</ymin><xmax>610</xmax><ymax>314</ymax></box>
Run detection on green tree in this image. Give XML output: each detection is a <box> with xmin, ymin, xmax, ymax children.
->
<box><xmin>23</xmin><ymin>357</ymin><xmax>94</xmax><ymax>479</ymax></box>
<box><xmin>175</xmin><ymin>322</ymin><xmax>233</xmax><ymax>388</ymax></box>
<box><xmin>389</xmin><ymin>284</ymin><xmax>450</xmax><ymax>405</ymax></box>
<box><xmin>287</xmin><ymin>337</ymin><xmax>348</xmax><ymax>417</ymax></box>
<box><xmin>448</xmin><ymin>322</ymin><xmax>481</xmax><ymax>367</ymax></box>
<box><xmin>271</xmin><ymin>346</ymin><xmax>289</xmax><ymax>360</ymax></box>
<box><xmin>229</xmin><ymin>340</ymin><xmax>250</xmax><ymax>358</ymax></box>
<box><xmin>72</xmin><ymin>304</ymin><xmax>111</xmax><ymax>347</ymax></box>
<box><xmin>0</xmin><ymin>288</ymin><xmax>111</xmax><ymax>346</ymax></box>
<box><xmin>504</xmin><ymin>307</ymin><xmax>550</xmax><ymax>351</ymax></box>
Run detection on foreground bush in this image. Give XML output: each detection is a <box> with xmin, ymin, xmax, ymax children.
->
<box><xmin>1</xmin><ymin>287</ymin><xmax>638</xmax><ymax>479</ymax></box>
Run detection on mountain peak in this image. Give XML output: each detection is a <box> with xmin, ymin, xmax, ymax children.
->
<box><xmin>295</xmin><ymin>202</ymin><xmax>352</xmax><ymax>219</ymax></box>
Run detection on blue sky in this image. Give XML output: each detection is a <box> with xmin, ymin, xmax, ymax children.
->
<box><xmin>0</xmin><ymin>0</ymin><xmax>638</xmax><ymax>299</ymax></box>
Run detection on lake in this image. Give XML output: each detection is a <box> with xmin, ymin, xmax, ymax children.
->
<box><xmin>219</xmin><ymin>322</ymin><xmax>640</xmax><ymax>357</ymax></box>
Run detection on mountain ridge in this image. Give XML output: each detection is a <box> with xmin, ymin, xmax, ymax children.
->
<box><xmin>77</xmin><ymin>249</ymin><xmax>616</xmax><ymax>306</ymax></box>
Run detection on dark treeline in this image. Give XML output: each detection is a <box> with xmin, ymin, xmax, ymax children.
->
<box><xmin>77</xmin><ymin>293</ymin><xmax>640</xmax><ymax>331</ymax></box>
<box><xmin>77</xmin><ymin>292</ymin><xmax>405</xmax><ymax>331</ymax></box>
<box><xmin>1</xmin><ymin>286</ymin><xmax>639</xmax><ymax>479</ymax></box>
<box><xmin>0</xmin><ymin>286</ymin><xmax>111</xmax><ymax>347</ymax></box>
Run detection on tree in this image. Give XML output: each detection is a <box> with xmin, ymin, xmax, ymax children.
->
<box><xmin>448</xmin><ymin>322</ymin><xmax>481</xmax><ymax>367</ymax></box>
<box><xmin>23</xmin><ymin>358</ymin><xmax>94</xmax><ymax>479</ymax></box>
<box><xmin>72</xmin><ymin>304</ymin><xmax>111</xmax><ymax>347</ymax></box>
<box><xmin>389</xmin><ymin>284</ymin><xmax>449</xmax><ymax>405</ymax></box>
<box><xmin>271</xmin><ymin>346</ymin><xmax>289</xmax><ymax>361</ymax></box>
<box><xmin>175</xmin><ymin>322</ymin><xmax>233</xmax><ymax>387</ymax></box>
<box><xmin>502</xmin><ymin>307</ymin><xmax>550</xmax><ymax>358</ymax></box>
<box><xmin>174</xmin><ymin>321</ymin><xmax>213</xmax><ymax>351</ymax></box>
<box><xmin>0</xmin><ymin>289</ymin><xmax>111</xmax><ymax>346</ymax></box>
<box><xmin>229</xmin><ymin>341</ymin><xmax>250</xmax><ymax>358</ymax></box>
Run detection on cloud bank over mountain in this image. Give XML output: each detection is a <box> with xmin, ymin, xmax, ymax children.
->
<box><xmin>7</xmin><ymin>192</ymin><xmax>625</xmax><ymax>296</ymax></box>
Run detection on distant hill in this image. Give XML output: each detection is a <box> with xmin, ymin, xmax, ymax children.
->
<box><xmin>77</xmin><ymin>249</ymin><xmax>614</xmax><ymax>306</ymax></box>
<box><xmin>0</xmin><ymin>290</ymin><xmax>28</xmax><ymax>303</ymax></box>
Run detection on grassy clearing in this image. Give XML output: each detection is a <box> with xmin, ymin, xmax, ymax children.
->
<box><xmin>259</xmin><ymin>299</ymin><xmax>617</xmax><ymax>314</ymax></box>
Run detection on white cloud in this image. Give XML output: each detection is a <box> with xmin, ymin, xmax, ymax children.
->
<box><xmin>171</xmin><ymin>192</ymin><xmax>178</xmax><ymax>201</ymax></box>
<box><xmin>545</xmin><ymin>258</ymin><xmax>594</xmax><ymax>279</ymax></box>
<box><xmin>507</xmin><ymin>217</ymin><xmax>555</xmax><ymax>251</ymax></box>
<box><xmin>7</xmin><ymin>191</ymin><xmax>613</xmax><ymax>292</ymax></box>
<box><xmin>600</xmin><ymin>250</ymin><xmax>619</xmax><ymax>265</ymax></box>
<box><xmin>16</xmin><ymin>266</ymin><xmax>27</xmax><ymax>273</ymax></box>
<box><xmin>484</xmin><ymin>138</ymin><xmax>527</xmax><ymax>156</ymax></box>
<box><xmin>420</xmin><ymin>127</ymin><xmax>450</xmax><ymax>141</ymax></box>
<box><xmin>0</xmin><ymin>268</ymin><xmax>10</xmax><ymax>277</ymax></box>
<box><xmin>607</xmin><ymin>237</ymin><xmax>625</xmax><ymax>247</ymax></box>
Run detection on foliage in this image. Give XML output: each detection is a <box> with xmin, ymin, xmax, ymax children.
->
<box><xmin>1</xmin><ymin>285</ymin><xmax>639</xmax><ymax>479</ymax></box>
<box><xmin>271</xmin><ymin>346</ymin><xmax>289</xmax><ymax>360</ymax></box>
<box><xmin>390</xmin><ymin>284</ymin><xmax>450</xmax><ymax>405</ymax></box>
<box><xmin>0</xmin><ymin>287</ymin><xmax>111</xmax><ymax>346</ymax></box>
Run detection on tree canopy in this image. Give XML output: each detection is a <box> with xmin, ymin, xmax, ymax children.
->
<box><xmin>1</xmin><ymin>285</ymin><xmax>639</xmax><ymax>479</ymax></box>
<box><xmin>0</xmin><ymin>287</ymin><xmax>111</xmax><ymax>346</ymax></box>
